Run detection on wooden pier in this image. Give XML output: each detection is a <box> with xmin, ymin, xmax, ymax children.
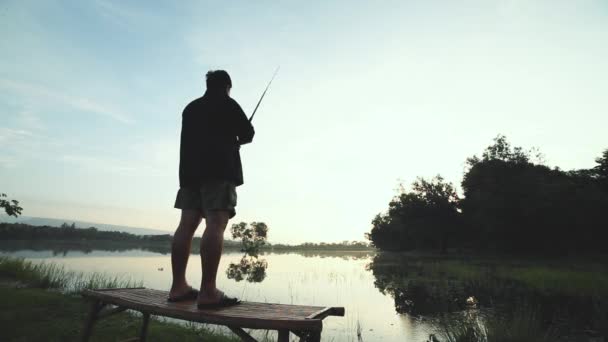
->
<box><xmin>81</xmin><ymin>287</ymin><xmax>344</xmax><ymax>342</ymax></box>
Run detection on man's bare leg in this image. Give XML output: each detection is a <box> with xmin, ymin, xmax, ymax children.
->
<box><xmin>169</xmin><ymin>209</ymin><xmax>202</xmax><ymax>299</ymax></box>
<box><xmin>197</xmin><ymin>210</ymin><xmax>230</xmax><ymax>304</ymax></box>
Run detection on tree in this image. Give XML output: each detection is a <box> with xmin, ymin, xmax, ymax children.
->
<box><xmin>227</xmin><ymin>222</ymin><xmax>269</xmax><ymax>283</ymax></box>
<box><xmin>594</xmin><ymin>149</ymin><xmax>608</xmax><ymax>191</ymax></box>
<box><xmin>370</xmin><ymin>136</ymin><xmax>608</xmax><ymax>254</ymax></box>
<box><xmin>367</xmin><ymin>176</ymin><xmax>461</xmax><ymax>252</ymax></box>
<box><xmin>467</xmin><ymin>134</ymin><xmax>544</xmax><ymax>169</ymax></box>
<box><xmin>595</xmin><ymin>149</ymin><xmax>608</xmax><ymax>177</ymax></box>
<box><xmin>1</xmin><ymin>193</ymin><xmax>23</xmax><ymax>217</ymax></box>
<box><xmin>461</xmin><ymin>138</ymin><xmax>608</xmax><ymax>252</ymax></box>
<box><xmin>230</xmin><ymin>222</ymin><xmax>268</xmax><ymax>256</ymax></box>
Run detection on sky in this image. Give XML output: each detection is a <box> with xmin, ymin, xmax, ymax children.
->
<box><xmin>1</xmin><ymin>0</ymin><xmax>607</xmax><ymax>244</ymax></box>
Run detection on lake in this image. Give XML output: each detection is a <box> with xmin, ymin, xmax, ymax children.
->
<box><xmin>2</xmin><ymin>246</ymin><xmax>606</xmax><ymax>341</ymax></box>
<box><xmin>1</xmin><ymin>247</ymin><xmax>437</xmax><ymax>341</ymax></box>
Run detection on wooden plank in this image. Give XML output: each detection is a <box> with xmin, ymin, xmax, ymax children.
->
<box><xmin>306</xmin><ymin>307</ymin><xmax>345</xmax><ymax>319</ymax></box>
<box><xmin>306</xmin><ymin>307</ymin><xmax>332</xmax><ymax>319</ymax></box>
<box><xmin>81</xmin><ymin>288</ymin><xmax>343</xmax><ymax>331</ymax></box>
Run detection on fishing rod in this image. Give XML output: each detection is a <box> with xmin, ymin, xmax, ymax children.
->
<box><xmin>249</xmin><ymin>66</ymin><xmax>280</xmax><ymax>122</ymax></box>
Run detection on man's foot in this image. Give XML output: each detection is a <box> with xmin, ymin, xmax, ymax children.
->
<box><xmin>196</xmin><ymin>289</ymin><xmax>240</xmax><ymax>309</ymax></box>
<box><xmin>168</xmin><ymin>285</ymin><xmax>199</xmax><ymax>302</ymax></box>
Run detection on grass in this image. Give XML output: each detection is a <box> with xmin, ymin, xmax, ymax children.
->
<box><xmin>435</xmin><ymin>304</ymin><xmax>557</xmax><ymax>342</ymax></box>
<box><xmin>498</xmin><ymin>267</ymin><xmax>608</xmax><ymax>297</ymax></box>
<box><xmin>0</xmin><ymin>286</ymin><xmax>239</xmax><ymax>342</ymax></box>
<box><xmin>371</xmin><ymin>253</ymin><xmax>608</xmax><ymax>340</ymax></box>
<box><xmin>0</xmin><ymin>256</ymin><xmax>240</xmax><ymax>342</ymax></box>
<box><xmin>0</xmin><ymin>256</ymin><xmax>141</xmax><ymax>293</ymax></box>
<box><xmin>433</xmin><ymin>260</ymin><xmax>608</xmax><ymax>297</ymax></box>
<box><xmin>372</xmin><ymin>253</ymin><xmax>608</xmax><ymax>297</ymax></box>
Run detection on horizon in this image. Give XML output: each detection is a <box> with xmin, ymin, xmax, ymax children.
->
<box><xmin>2</xmin><ymin>1</ymin><xmax>607</xmax><ymax>244</ymax></box>
<box><xmin>0</xmin><ymin>214</ymin><xmax>373</xmax><ymax>244</ymax></box>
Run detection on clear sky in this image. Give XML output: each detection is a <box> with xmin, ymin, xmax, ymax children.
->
<box><xmin>1</xmin><ymin>0</ymin><xmax>607</xmax><ymax>243</ymax></box>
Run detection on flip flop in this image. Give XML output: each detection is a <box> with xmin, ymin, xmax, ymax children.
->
<box><xmin>197</xmin><ymin>293</ymin><xmax>241</xmax><ymax>310</ymax></box>
<box><xmin>167</xmin><ymin>288</ymin><xmax>199</xmax><ymax>302</ymax></box>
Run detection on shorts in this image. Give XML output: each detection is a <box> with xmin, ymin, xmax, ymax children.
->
<box><xmin>174</xmin><ymin>180</ymin><xmax>237</xmax><ymax>218</ymax></box>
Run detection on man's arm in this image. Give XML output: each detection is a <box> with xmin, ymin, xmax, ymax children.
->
<box><xmin>231</xmin><ymin>100</ymin><xmax>255</xmax><ymax>145</ymax></box>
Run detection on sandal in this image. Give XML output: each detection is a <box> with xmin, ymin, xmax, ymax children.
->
<box><xmin>197</xmin><ymin>293</ymin><xmax>241</xmax><ymax>309</ymax></box>
<box><xmin>167</xmin><ymin>288</ymin><xmax>199</xmax><ymax>302</ymax></box>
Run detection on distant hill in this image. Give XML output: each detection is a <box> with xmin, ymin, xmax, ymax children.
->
<box><xmin>0</xmin><ymin>215</ymin><xmax>169</xmax><ymax>235</ymax></box>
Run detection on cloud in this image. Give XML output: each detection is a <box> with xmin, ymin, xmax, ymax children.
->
<box><xmin>0</xmin><ymin>127</ymin><xmax>34</xmax><ymax>144</ymax></box>
<box><xmin>0</xmin><ymin>78</ymin><xmax>134</xmax><ymax>124</ymax></box>
<box><xmin>0</xmin><ymin>125</ymin><xmax>65</xmax><ymax>166</ymax></box>
<box><xmin>94</xmin><ymin>0</ymin><xmax>159</xmax><ymax>27</ymax></box>
<box><xmin>61</xmin><ymin>154</ymin><xmax>138</xmax><ymax>174</ymax></box>
<box><xmin>0</xmin><ymin>127</ymin><xmax>35</xmax><ymax>168</ymax></box>
<box><xmin>17</xmin><ymin>107</ymin><xmax>45</xmax><ymax>131</ymax></box>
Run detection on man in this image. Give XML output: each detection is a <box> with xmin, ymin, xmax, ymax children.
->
<box><xmin>169</xmin><ymin>70</ymin><xmax>254</xmax><ymax>309</ymax></box>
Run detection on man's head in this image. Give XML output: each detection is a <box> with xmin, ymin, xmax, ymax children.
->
<box><xmin>206</xmin><ymin>70</ymin><xmax>232</xmax><ymax>95</ymax></box>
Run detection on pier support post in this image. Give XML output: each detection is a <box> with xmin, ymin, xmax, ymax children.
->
<box><xmin>139</xmin><ymin>312</ymin><xmax>150</xmax><ymax>342</ymax></box>
<box><xmin>81</xmin><ymin>300</ymin><xmax>104</xmax><ymax>342</ymax></box>
<box><xmin>278</xmin><ymin>329</ymin><xmax>290</xmax><ymax>342</ymax></box>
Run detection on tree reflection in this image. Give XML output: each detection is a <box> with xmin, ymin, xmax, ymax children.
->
<box><xmin>367</xmin><ymin>253</ymin><xmax>477</xmax><ymax>316</ymax></box>
<box><xmin>226</xmin><ymin>255</ymin><xmax>268</xmax><ymax>282</ymax></box>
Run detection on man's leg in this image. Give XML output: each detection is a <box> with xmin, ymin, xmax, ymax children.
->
<box><xmin>169</xmin><ymin>209</ymin><xmax>202</xmax><ymax>299</ymax></box>
<box><xmin>197</xmin><ymin>210</ymin><xmax>230</xmax><ymax>303</ymax></box>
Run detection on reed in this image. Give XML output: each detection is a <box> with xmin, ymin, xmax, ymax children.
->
<box><xmin>0</xmin><ymin>256</ymin><xmax>141</xmax><ymax>293</ymax></box>
<box><xmin>435</xmin><ymin>304</ymin><xmax>557</xmax><ymax>342</ymax></box>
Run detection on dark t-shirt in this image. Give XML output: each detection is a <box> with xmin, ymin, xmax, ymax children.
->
<box><xmin>178</xmin><ymin>92</ymin><xmax>254</xmax><ymax>188</ymax></box>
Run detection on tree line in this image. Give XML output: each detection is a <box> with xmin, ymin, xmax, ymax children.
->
<box><xmin>269</xmin><ymin>241</ymin><xmax>372</xmax><ymax>250</ymax></box>
<box><xmin>366</xmin><ymin>135</ymin><xmax>608</xmax><ymax>253</ymax></box>
<box><xmin>0</xmin><ymin>222</ymin><xmax>371</xmax><ymax>250</ymax></box>
<box><xmin>0</xmin><ymin>222</ymin><xmax>174</xmax><ymax>243</ymax></box>
<box><xmin>0</xmin><ymin>222</ymin><xmax>244</xmax><ymax>249</ymax></box>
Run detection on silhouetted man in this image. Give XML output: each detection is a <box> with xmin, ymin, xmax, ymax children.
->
<box><xmin>169</xmin><ymin>70</ymin><xmax>254</xmax><ymax>308</ymax></box>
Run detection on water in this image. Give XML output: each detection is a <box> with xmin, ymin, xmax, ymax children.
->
<box><xmin>5</xmin><ymin>246</ymin><xmax>604</xmax><ymax>341</ymax></box>
<box><xmin>0</xmin><ymin>248</ymin><xmax>436</xmax><ymax>341</ymax></box>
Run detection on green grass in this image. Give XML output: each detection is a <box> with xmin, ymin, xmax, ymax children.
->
<box><xmin>0</xmin><ymin>256</ymin><xmax>141</xmax><ymax>293</ymax></box>
<box><xmin>498</xmin><ymin>267</ymin><xmax>608</xmax><ymax>296</ymax></box>
<box><xmin>372</xmin><ymin>254</ymin><xmax>608</xmax><ymax>297</ymax></box>
<box><xmin>435</xmin><ymin>260</ymin><xmax>608</xmax><ymax>297</ymax></box>
<box><xmin>0</xmin><ymin>286</ymin><xmax>239</xmax><ymax>342</ymax></box>
<box><xmin>0</xmin><ymin>256</ymin><xmax>240</xmax><ymax>342</ymax></box>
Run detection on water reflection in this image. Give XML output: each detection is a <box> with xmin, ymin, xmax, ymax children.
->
<box><xmin>366</xmin><ymin>252</ymin><xmax>608</xmax><ymax>340</ymax></box>
<box><xmin>266</xmin><ymin>249</ymin><xmax>373</xmax><ymax>260</ymax></box>
<box><xmin>226</xmin><ymin>255</ymin><xmax>268</xmax><ymax>282</ymax></box>
<box><xmin>366</xmin><ymin>253</ymin><xmax>545</xmax><ymax>316</ymax></box>
<box><xmin>371</xmin><ymin>270</ymin><xmax>469</xmax><ymax>315</ymax></box>
<box><xmin>0</xmin><ymin>240</ymin><xmax>375</xmax><ymax>260</ymax></box>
